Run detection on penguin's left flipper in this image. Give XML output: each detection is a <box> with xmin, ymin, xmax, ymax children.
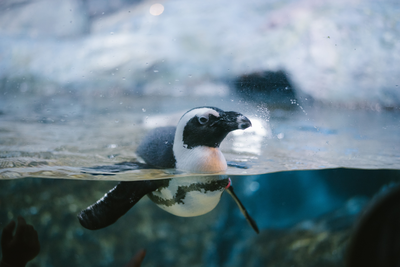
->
<box><xmin>226</xmin><ymin>185</ymin><xmax>259</xmax><ymax>234</ymax></box>
<box><xmin>78</xmin><ymin>180</ymin><xmax>165</xmax><ymax>230</ymax></box>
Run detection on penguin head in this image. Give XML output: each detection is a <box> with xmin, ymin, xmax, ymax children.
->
<box><xmin>173</xmin><ymin>107</ymin><xmax>251</xmax><ymax>173</ymax></box>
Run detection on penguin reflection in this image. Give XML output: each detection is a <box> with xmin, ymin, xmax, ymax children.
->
<box><xmin>79</xmin><ymin>107</ymin><xmax>259</xmax><ymax>233</ymax></box>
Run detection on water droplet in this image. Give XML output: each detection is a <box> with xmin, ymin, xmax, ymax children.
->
<box><xmin>154</xmin><ymin>70</ymin><xmax>159</xmax><ymax>73</ymax></box>
<box><xmin>142</xmin><ymin>108</ymin><xmax>146</xmax><ymax>112</ymax></box>
<box><xmin>115</xmin><ymin>120</ymin><xmax>119</xmax><ymax>123</ymax></box>
<box><xmin>122</xmin><ymin>77</ymin><xmax>125</xmax><ymax>81</ymax></box>
<box><xmin>188</xmin><ymin>75</ymin><xmax>192</xmax><ymax>78</ymax></box>
<box><xmin>110</xmin><ymin>32</ymin><xmax>114</xmax><ymax>35</ymax></box>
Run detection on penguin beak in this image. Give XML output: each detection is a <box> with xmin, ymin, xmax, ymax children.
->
<box><xmin>213</xmin><ymin>111</ymin><xmax>252</xmax><ymax>132</ymax></box>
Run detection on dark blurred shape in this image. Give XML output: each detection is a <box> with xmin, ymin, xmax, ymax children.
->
<box><xmin>346</xmin><ymin>184</ymin><xmax>400</xmax><ymax>267</ymax></box>
<box><xmin>233</xmin><ymin>70</ymin><xmax>301</xmax><ymax>108</ymax></box>
<box><xmin>1</xmin><ymin>216</ymin><xmax>40</xmax><ymax>267</ymax></box>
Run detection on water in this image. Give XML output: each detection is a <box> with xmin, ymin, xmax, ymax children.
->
<box><xmin>1</xmin><ymin>93</ymin><xmax>399</xmax><ymax>180</ymax></box>
<box><xmin>1</xmin><ymin>93</ymin><xmax>400</xmax><ymax>266</ymax></box>
<box><xmin>1</xmin><ymin>169</ymin><xmax>399</xmax><ymax>266</ymax></box>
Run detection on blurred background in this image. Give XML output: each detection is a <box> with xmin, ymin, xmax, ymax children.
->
<box><xmin>0</xmin><ymin>0</ymin><xmax>400</xmax><ymax>266</ymax></box>
<box><xmin>0</xmin><ymin>0</ymin><xmax>399</xmax><ymax>107</ymax></box>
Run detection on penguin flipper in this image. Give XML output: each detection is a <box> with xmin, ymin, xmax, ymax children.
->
<box><xmin>78</xmin><ymin>180</ymin><xmax>163</xmax><ymax>230</ymax></box>
<box><xmin>226</xmin><ymin>185</ymin><xmax>259</xmax><ymax>234</ymax></box>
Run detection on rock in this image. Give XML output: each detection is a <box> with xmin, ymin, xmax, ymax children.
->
<box><xmin>232</xmin><ymin>70</ymin><xmax>299</xmax><ymax>109</ymax></box>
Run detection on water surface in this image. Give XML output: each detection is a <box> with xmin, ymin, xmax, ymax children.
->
<box><xmin>1</xmin><ymin>94</ymin><xmax>399</xmax><ymax>180</ymax></box>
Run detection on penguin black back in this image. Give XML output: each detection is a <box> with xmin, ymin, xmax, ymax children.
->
<box><xmin>136</xmin><ymin>126</ymin><xmax>176</xmax><ymax>168</ymax></box>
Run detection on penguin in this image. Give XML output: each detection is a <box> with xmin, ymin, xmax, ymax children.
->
<box><xmin>78</xmin><ymin>106</ymin><xmax>259</xmax><ymax>233</ymax></box>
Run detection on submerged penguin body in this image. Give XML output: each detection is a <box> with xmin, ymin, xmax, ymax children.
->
<box><xmin>148</xmin><ymin>176</ymin><xmax>229</xmax><ymax>217</ymax></box>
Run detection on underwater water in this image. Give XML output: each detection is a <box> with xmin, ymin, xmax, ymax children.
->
<box><xmin>1</xmin><ymin>168</ymin><xmax>400</xmax><ymax>267</ymax></box>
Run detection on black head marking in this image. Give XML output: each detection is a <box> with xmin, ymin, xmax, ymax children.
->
<box><xmin>181</xmin><ymin>107</ymin><xmax>251</xmax><ymax>149</ymax></box>
<box><xmin>182</xmin><ymin>114</ymin><xmax>229</xmax><ymax>148</ymax></box>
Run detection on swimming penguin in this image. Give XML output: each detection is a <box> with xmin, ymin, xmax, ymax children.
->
<box><xmin>78</xmin><ymin>107</ymin><xmax>259</xmax><ymax>233</ymax></box>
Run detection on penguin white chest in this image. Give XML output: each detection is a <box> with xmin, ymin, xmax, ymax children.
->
<box><xmin>147</xmin><ymin>176</ymin><xmax>229</xmax><ymax>217</ymax></box>
<box><xmin>174</xmin><ymin>146</ymin><xmax>228</xmax><ymax>173</ymax></box>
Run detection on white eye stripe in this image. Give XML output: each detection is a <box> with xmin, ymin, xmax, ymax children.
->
<box><xmin>179</xmin><ymin>108</ymin><xmax>220</xmax><ymax>127</ymax></box>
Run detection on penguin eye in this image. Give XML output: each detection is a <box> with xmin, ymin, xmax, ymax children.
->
<box><xmin>198</xmin><ymin>116</ymin><xmax>209</xmax><ymax>125</ymax></box>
